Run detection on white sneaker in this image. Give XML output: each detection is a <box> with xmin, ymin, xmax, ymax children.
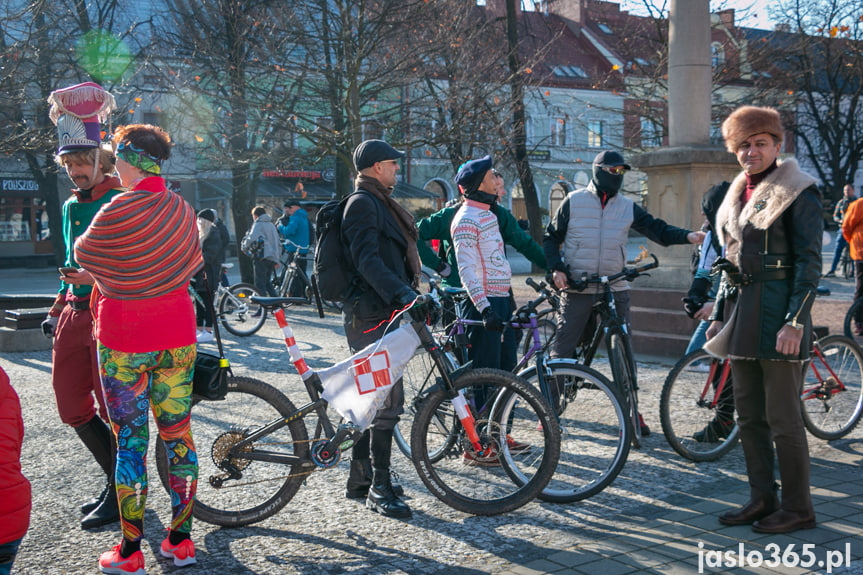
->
<box><xmin>196</xmin><ymin>331</ymin><xmax>215</xmax><ymax>343</ymax></box>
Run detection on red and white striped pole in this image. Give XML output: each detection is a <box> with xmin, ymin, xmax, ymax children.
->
<box><xmin>274</xmin><ymin>308</ymin><xmax>314</xmax><ymax>381</ymax></box>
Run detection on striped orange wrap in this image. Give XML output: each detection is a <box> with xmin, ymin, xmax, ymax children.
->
<box><xmin>74</xmin><ymin>177</ymin><xmax>203</xmax><ymax>300</ymax></box>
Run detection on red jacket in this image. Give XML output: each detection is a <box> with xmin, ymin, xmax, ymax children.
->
<box><xmin>0</xmin><ymin>366</ymin><xmax>31</xmax><ymax>544</ymax></box>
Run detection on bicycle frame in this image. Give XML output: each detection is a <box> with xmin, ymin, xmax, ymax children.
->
<box><xmin>224</xmin><ymin>298</ymin><xmax>497</xmax><ymax>469</ymax></box>
<box><xmin>434</xmin><ymin>284</ymin><xmax>559</xmax><ymax>417</ymax></box>
<box><xmin>695</xmin><ymin>344</ymin><xmax>849</xmax><ymax>414</ymax></box>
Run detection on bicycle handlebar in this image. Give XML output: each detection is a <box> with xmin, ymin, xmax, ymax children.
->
<box><xmin>567</xmin><ymin>253</ymin><xmax>659</xmax><ymax>292</ymax></box>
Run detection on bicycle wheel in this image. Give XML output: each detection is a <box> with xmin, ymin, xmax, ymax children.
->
<box><xmin>218</xmin><ymin>282</ymin><xmax>266</xmax><ymax>336</ymax></box>
<box><xmin>843</xmin><ymin>252</ymin><xmax>854</xmax><ymax>280</ymax></box>
<box><xmin>517</xmin><ymin>360</ymin><xmax>630</xmax><ymax>502</ymax></box>
<box><xmin>802</xmin><ymin>335</ymin><xmax>863</xmax><ymax>440</ymax></box>
<box><xmin>843</xmin><ymin>297</ymin><xmax>863</xmax><ymax>347</ymax></box>
<box><xmin>520</xmin><ymin>315</ymin><xmax>557</xmax><ymax>360</ymax></box>
<box><xmin>155</xmin><ymin>376</ymin><xmax>309</xmax><ymax>527</ymax></box>
<box><xmin>394</xmin><ymin>347</ymin><xmax>458</xmax><ymax>459</ymax></box>
<box><xmin>410</xmin><ymin>368</ymin><xmax>560</xmax><ymax>515</ymax></box>
<box><xmin>660</xmin><ymin>350</ymin><xmax>740</xmax><ymax>461</ymax></box>
<box><xmin>607</xmin><ymin>333</ymin><xmax>641</xmax><ymax>448</ymax></box>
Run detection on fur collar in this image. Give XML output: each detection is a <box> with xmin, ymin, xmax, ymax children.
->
<box><xmin>715</xmin><ymin>158</ymin><xmax>817</xmax><ymax>249</ymax></box>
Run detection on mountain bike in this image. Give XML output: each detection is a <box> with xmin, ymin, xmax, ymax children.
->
<box><xmin>154</xmin><ymin>295</ymin><xmax>561</xmax><ymax>525</ymax></box>
<box><xmin>190</xmin><ymin>263</ymin><xmax>267</xmax><ymax>337</ymax></box>
<box><xmin>564</xmin><ymin>254</ymin><xmax>661</xmax><ymax>449</ymax></box>
<box><xmin>396</xmin><ymin>278</ymin><xmax>630</xmax><ymax>503</ymax></box>
<box><xmin>274</xmin><ymin>250</ymin><xmax>341</xmax><ymax>311</ymax></box>
<box><xmin>660</xmin><ymin>333</ymin><xmax>863</xmax><ymax>462</ymax></box>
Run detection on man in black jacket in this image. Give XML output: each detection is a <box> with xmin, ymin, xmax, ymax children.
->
<box><xmin>706</xmin><ymin>106</ymin><xmax>821</xmax><ymax>534</ymax></box>
<box><xmin>339</xmin><ymin>139</ymin><xmax>433</xmax><ymax>519</ymax></box>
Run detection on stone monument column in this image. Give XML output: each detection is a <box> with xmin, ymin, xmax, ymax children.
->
<box><xmin>634</xmin><ymin>0</ymin><xmax>739</xmax><ymax>289</ymax></box>
<box><xmin>668</xmin><ymin>0</ymin><xmax>711</xmax><ymax>146</ymax></box>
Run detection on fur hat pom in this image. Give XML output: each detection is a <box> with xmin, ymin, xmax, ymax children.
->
<box><xmin>721</xmin><ymin>105</ymin><xmax>784</xmax><ymax>153</ymax></box>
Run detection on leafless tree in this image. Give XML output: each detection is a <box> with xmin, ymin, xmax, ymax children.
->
<box><xmin>0</xmin><ymin>0</ymin><xmax>143</xmax><ymax>263</ymax></box>
<box><xmin>749</xmin><ymin>0</ymin><xmax>863</xmax><ymax>201</ymax></box>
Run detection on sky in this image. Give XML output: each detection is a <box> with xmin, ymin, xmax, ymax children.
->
<box><xmin>618</xmin><ymin>1</ymin><xmax>778</xmax><ymax>31</ymax></box>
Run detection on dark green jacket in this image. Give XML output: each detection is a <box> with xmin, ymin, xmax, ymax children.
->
<box><xmin>417</xmin><ymin>203</ymin><xmax>547</xmax><ymax>288</ymax></box>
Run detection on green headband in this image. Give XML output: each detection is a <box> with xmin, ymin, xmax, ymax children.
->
<box><xmin>116</xmin><ymin>141</ymin><xmax>162</xmax><ymax>175</ymax></box>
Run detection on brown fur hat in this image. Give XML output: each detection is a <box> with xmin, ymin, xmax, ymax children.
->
<box><xmin>721</xmin><ymin>105</ymin><xmax>784</xmax><ymax>153</ymax></box>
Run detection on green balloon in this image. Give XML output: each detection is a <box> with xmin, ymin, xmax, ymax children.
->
<box><xmin>76</xmin><ymin>30</ymin><xmax>132</xmax><ymax>82</ymax></box>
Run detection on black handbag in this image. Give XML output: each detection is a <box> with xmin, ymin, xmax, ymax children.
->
<box><xmin>193</xmin><ymin>271</ymin><xmax>231</xmax><ymax>400</ymax></box>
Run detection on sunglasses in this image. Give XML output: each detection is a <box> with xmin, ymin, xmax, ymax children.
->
<box><xmin>491</xmin><ymin>169</ymin><xmax>503</xmax><ymax>178</ymax></box>
<box><xmin>598</xmin><ymin>165</ymin><xmax>627</xmax><ymax>175</ymax></box>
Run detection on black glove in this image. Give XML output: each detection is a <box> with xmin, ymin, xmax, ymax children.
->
<box><xmin>682</xmin><ymin>295</ymin><xmax>706</xmax><ymax>319</ymax></box>
<box><xmin>481</xmin><ymin>306</ymin><xmax>504</xmax><ymax>332</ymax></box>
<box><xmin>682</xmin><ymin>276</ymin><xmax>713</xmax><ymax>319</ymax></box>
<box><xmin>396</xmin><ymin>288</ymin><xmax>437</xmax><ymax>324</ymax></box>
<box><xmin>41</xmin><ymin>315</ymin><xmax>59</xmax><ymax>338</ymax></box>
<box><xmin>435</xmin><ymin>261</ymin><xmax>452</xmax><ymax>278</ymax></box>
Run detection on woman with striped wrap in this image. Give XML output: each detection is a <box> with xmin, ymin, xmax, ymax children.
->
<box><xmin>70</xmin><ymin>124</ymin><xmax>203</xmax><ymax>574</ymax></box>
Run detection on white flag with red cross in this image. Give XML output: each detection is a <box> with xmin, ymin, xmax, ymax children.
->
<box><xmin>320</xmin><ymin>323</ymin><xmax>421</xmax><ymax>430</ymax></box>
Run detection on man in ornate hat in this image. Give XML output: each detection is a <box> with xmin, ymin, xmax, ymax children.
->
<box><xmin>41</xmin><ymin>82</ymin><xmax>124</xmax><ymax>529</ymax></box>
<box><xmin>705</xmin><ymin>105</ymin><xmax>821</xmax><ymax>534</ymax></box>
<box><xmin>543</xmin><ymin>150</ymin><xmax>703</xmax><ymax>433</ymax></box>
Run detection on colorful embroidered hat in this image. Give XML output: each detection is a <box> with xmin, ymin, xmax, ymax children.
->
<box><xmin>47</xmin><ymin>82</ymin><xmax>116</xmax><ymax>155</ymax></box>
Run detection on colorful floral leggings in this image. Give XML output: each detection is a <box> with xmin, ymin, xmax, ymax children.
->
<box><xmin>99</xmin><ymin>343</ymin><xmax>198</xmax><ymax>542</ymax></box>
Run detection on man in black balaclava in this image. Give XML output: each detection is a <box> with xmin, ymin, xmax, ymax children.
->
<box><xmin>543</xmin><ymin>150</ymin><xmax>704</xmax><ymax>436</ymax></box>
<box><xmin>591</xmin><ymin>149</ymin><xmax>628</xmax><ymax>205</ymax></box>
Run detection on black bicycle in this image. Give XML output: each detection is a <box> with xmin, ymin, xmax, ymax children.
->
<box><xmin>563</xmin><ymin>254</ymin><xmax>660</xmax><ymax>449</ymax></box>
<box><xmin>274</xmin><ymin>250</ymin><xmax>341</xmax><ymax>311</ymax></box>
<box><xmin>397</xmin><ymin>278</ymin><xmax>631</xmax><ymax>503</ymax></box>
<box><xmin>155</xmin><ymin>295</ymin><xmax>561</xmax><ymax>525</ymax></box>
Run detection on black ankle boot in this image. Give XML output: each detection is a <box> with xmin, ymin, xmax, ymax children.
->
<box><xmin>346</xmin><ymin>458</ymin><xmax>404</xmax><ymax>499</ymax></box>
<box><xmin>81</xmin><ymin>484</ymin><xmax>120</xmax><ymax>530</ymax></box>
<box><xmin>81</xmin><ymin>482</ymin><xmax>111</xmax><ymax>515</ymax></box>
<box><xmin>74</xmin><ymin>416</ymin><xmax>116</xmax><ymax>514</ymax></box>
<box><xmin>366</xmin><ymin>468</ymin><xmax>411</xmax><ymax>519</ymax></box>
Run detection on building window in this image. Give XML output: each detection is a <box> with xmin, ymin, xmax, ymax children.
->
<box><xmin>588</xmin><ymin>120</ymin><xmax>604</xmax><ymax>148</ymax></box>
<box><xmin>711</xmin><ymin>42</ymin><xmax>725</xmax><ymax>68</ymax></box>
<box><xmin>640</xmin><ymin>118</ymin><xmax>661</xmax><ymax>148</ymax></box>
<box><xmin>550</xmin><ymin>117</ymin><xmax>567</xmax><ymax>147</ymax></box>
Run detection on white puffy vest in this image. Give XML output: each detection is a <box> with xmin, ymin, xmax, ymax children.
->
<box><xmin>562</xmin><ymin>188</ymin><xmax>634</xmax><ymax>293</ymax></box>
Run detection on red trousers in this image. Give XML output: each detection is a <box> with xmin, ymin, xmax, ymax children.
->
<box><xmin>51</xmin><ymin>305</ymin><xmax>108</xmax><ymax>427</ymax></box>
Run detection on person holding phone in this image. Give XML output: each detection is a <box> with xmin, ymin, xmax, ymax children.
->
<box><xmin>41</xmin><ymin>83</ymin><xmax>124</xmax><ymax>530</ymax></box>
<box><xmin>73</xmin><ymin>124</ymin><xmax>203</xmax><ymax>573</ymax></box>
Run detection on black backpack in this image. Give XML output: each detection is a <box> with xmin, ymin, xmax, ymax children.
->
<box><xmin>313</xmin><ymin>190</ymin><xmax>384</xmax><ymax>302</ymax></box>
<box><xmin>312</xmin><ymin>192</ymin><xmax>365</xmax><ymax>302</ymax></box>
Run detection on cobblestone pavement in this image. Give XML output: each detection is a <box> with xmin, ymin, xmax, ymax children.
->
<box><xmin>2</xmin><ymin>269</ymin><xmax>862</xmax><ymax>574</ymax></box>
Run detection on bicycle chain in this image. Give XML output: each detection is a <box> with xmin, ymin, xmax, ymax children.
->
<box><xmin>207</xmin><ymin>437</ymin><xmax>324</xmax><ymax>489</ymax></box>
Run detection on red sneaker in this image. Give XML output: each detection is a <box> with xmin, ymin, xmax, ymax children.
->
<box><xmin>462</xmin><ymin>446</ymin><xmax>500</xmax><ymax>467</ymax></box>
<box><xmin>99</xmin><ymin>544</ymin><xmax>146</xmax><ymax>575</ymax></box>
<box><xmin>160</xmin><ymin>537</ymin><xmax>196</xmax><ymax>567</ymax></box>
<box><xmin>505</xmin><ymin>435</ymin><xmax>532</xmax><ymax>454</ymax></box>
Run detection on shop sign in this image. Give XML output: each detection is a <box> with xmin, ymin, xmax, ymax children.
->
<box><xmin>262</xmin><ymin>169</ymin><xmax>323</xmax><ymax>180</ymax></box>
<box><xmin>526</xmin><ymin>150</ymin><xmax>551</xmax><ymax>161</ymax></box>
<box><xmin>1</xmin><ymin>178</ymin><xmax>39</xmax><ymax>192</ymax></box>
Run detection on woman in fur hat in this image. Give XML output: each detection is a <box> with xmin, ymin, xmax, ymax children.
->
<box><xmin>705</xmin><ymin>105</ymin><xmax>821</xmax><ymax>534</ymax></box>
